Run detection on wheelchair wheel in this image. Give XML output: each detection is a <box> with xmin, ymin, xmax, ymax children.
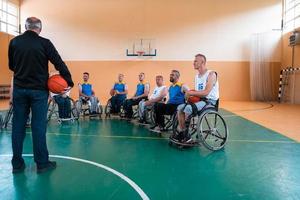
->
<box><xmin>171</xmin><ymin>116</ymin><xmax>179</xmax><ymax>136</ymax></box>
<box><xmin>104</xmin><ymin>100</ymin><xmax>112</xmax><ymax>117</ymax></box>
<box><xmin>189</xmin><ymin>117</ymin><xmax>198</xmax><ymax>135</ymax></box>
<box><xmin>119</xmin><ymin>106</ymin><xmax>126</xmax><ymax>118</ymax></box>
<box><xmin>144</xmin><ymin>108</ymin><xmax>155</xmax><ymax>125</ymax></box>
<box><xmin>197</xmin><ymin>109</ymin><xmax>228</xmax><ymax>151</ymax></box>
<box><xmin>164</xmin><ymin>114</ymin><xmax>176</xmax><ymax>131</ymax></box>
<box><xmin>97</xmin><ymin>105</ymin><xmax>103</xmax><ymax>118</ymax></box>
<box><xmin>75</xmin><ymin>100</ymin><xmax>82</xmax><ymax>114</ymax></box>
<box><xmin>0</xmin><ymin>114</ymin><xmax>3</xmax><ymax>129</ymax></box>
<box><xmin>3</xmin><ymin>105</ymin><xmax>13</xmax><ymax>128</ymax></box>
<box><xmin>71</xmin><ymin>107</ymin><xmax>80</xmax><ymax>119</ymax></box>
<box><xmin>69</xmin><ymin>99</ymin><xmax>80</xmax><ymax>119</ymax></box>
<box><xmin>132</xmin><ymin>106</ymin><xmax>139</xmax><ymax>119</ymax></box>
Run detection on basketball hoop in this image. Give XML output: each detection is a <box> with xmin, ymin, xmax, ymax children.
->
<box><xmin>136</xmin><ymin>50</ymin><xmax>145</xmax><ymax>57</ymax></box>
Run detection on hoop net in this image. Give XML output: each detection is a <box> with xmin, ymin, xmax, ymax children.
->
<box><xmin>136</xmin><ymin>50</ymin><xmax>145</xmax><ymax>57</ymax></box>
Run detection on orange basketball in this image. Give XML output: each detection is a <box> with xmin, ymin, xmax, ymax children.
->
<box><xmin>188</xmin><ymin>96</ymin><xmax>200</xmax><ymax>103</ymax></box>
<box><xmin>110</xmin><ymin>89</ymin><xmax>115</xmax><ymax>96</ymax></box>
<box><xmin>187</xmin><ymin>90</ymin><xmax>200</xmax><ymax>103</ymax></box>
<box><xmin>48</xmin><ymin>74</ymin><xmax>68</xmax><ymax>94</ymax></box>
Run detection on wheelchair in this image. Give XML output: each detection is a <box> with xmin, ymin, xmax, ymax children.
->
<box><xmin>1</xmin><ymin>104</ymin><xmax>31</xmax><ymax>129</ymax></box>
<box><xmin>170</xmin><ymin>99</ymin><xmax>228</xmax><ymax>151</ymax></box>
<box><xmin>142</xmin><ymin>105</ymin><xmax>155</xmax><ymax>125</ymax></box>
<box><xmin>120</xmin><ymin>97</ymin><xmax>149</xmax><ymax>120</ymax></box>
<box><xmin>148</xmin><ymin>103</ymin><xmax>178</xmax><ymax>136</ymax></box>
<box><xmin>142</xmin><ymin>98</ymin><xmax>169</xmax><ymax>126</ymax></box>
<box><xmin>75</xmin><ymin>97</ymin><xmax>103</xmax><ymax>119</ymax></box>
<box><xmin>104</xmin><ymin>98</ymin><xmax>112</xmax><ymax>118</ymax></box>
<box><xmin>1</xmin><ymin>104</ymin><xmax>13</xmax><ymax>129</ymax></box>
<box><xmin>119</xmin><ymin>104</ymin><xmax>139</xmax><ymax>119</ymax></box>
<box><xmin>104</xmin><ymin>97</ymin><xmax>126</xmax><ymax>118</ymax></box>
<box><xmin>132</xmin><ymin>106</ymin><xmax>139</xmax><ymax>119</ymax></box>
<box><xmin>47</xmin><ymin>97</ymin><xmax>79</xmax><ymax>123</ymax></box>
<box><xmin>0</xmin><ymin>114</ymin><xmax>3</xmax><ymax>129</ymax></box>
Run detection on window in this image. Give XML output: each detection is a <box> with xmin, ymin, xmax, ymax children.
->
<box><xmin>0</xmin><ymin>0</ymin><xmax>19</xmax><ymax>35</ymax></box>
<box><xmin>283</xmin><ymin>0</ymin><xmax>300</xmax><ymax>32</ymax></box>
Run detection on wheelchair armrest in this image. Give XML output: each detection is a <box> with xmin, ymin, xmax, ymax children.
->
<box><xmin>196</xmin><ymin>103</ymin><xmax>218</xmax><ymax>116</ymax></box>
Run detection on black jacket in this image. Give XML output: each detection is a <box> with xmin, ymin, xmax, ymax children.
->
<box><xmin>8</xmin><ymin>30</ymin><xmax>74</xmax><ymax>90</ymax></box>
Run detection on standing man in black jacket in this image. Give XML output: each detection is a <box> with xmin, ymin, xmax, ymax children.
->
<box><xmin>8</xmin><ymin>17</ymin><xmax>74</xmax><ymax>173</ymax></box>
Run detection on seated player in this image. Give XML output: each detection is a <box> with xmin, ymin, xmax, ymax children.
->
<box><xmin>110</xmin><ymin>74</ymin><xmax>128</xmax><ymax>114</ymax></box>
<box><xmin>175</xmin><ymin>54</ymin><xmax>219</xmax><ymax>143</ymax></box>
<box><xmin>123</xmin><ymin>72</ymin><xmax>150</xmax><ymax>119</ymax></box>
<box><xmin>78</xmin><ymin>72</ymin><xmax>100</xmax><ymax>114</ymax></box>
<box><xmin>50</xmin><ymin>90</ymin><xmax>72</xmax><ymax>119</ymax></box>
<box><xmin>150</xmin><ymin>70</ymin><xmax>189</xmax><ymax>133</ymax></box>
<box><xmin>138</xmin><ymin>75</ymin><xmax>168</xmax><ymax>123</ymax></box>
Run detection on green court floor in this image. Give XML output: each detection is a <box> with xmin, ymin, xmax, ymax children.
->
<box><xmin>0</xmin><ymin>109</ymin><xmax>300</xmax><ymax>200</ymax></box>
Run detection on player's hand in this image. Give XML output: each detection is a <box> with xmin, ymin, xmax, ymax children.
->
<box><xmin>115</xmin><ymin>90</ymin><xmax>120</xmax><ymax>95</ymax></box>
<box><xmin>62</xmin><ymin>86</ymin><xmax>71</xmax><ymax>94</ymax></box>
<box><xmin>185</xmin><ymin>91</ymin><xmax>191</xmax><ymax>99</ymax></box>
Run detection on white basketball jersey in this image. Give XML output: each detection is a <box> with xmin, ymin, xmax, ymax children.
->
<box><xmin>150</xmin><ymin>85</ymin><xmax>167</xmax><ymax>100</ymax></box>
<box><xmin>194</xmin><ymin>70</ymin><xmax>219</xmax><ymax>100</ymax></box>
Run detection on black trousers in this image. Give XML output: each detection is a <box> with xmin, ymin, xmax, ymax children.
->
<box><xmin>12</xmin><ymin>88</ymin><xmax>49</xmax><ymax>168</ymax></box>
<box><xmin>123</xmin><ymin>97</ymin><xmax>147</xmax><ymax>118</ymax></box>
<box><xmin>154</xmin><ymin>103</ymin><xmax>178</xmax><ymax>128</ymax></box>
<box><xmin>53</xmin><ymin>95</ymin><xmax>71</xmax><ymax>118</ymax></box>
<box><xmin>110</xmin><ymin>96</ymin><xmax>125</xmax><ymax>114</ymax></box>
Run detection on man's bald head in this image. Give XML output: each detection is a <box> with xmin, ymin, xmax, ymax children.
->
<box><xmin>25</xmin><ymin>17</ymin><xmax>42</xmax><ymax>34</ymax></box>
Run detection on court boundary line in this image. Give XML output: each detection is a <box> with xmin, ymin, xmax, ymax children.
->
<box><xmin>0</xmin><ymin>154</ymin><xmax>150</xmax><ymax>200</ymax></box>
<box><xmin>221</xmin><ymin>102</ymin><xmax>274</xmax><ymax>113</ymax></box>
<box><xmin>0</xmin><ymin>131</ymin><xmax>297</xmax><ymax>144</ymax></box>
<box><xmin>46</xmin><ymin>133</ymin><xmax>297</xmax><ymax>143</ymax></box>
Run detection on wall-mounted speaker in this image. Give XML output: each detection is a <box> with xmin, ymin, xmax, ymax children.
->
<box><xmin>289</xmin><ymin>32</ymin><xmax>300</xmax><ymax>46</ymax></box>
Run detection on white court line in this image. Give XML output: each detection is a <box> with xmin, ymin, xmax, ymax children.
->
<box><xmin>0</xmin><ymin>154</ymin><xmax>150</xmax><ymax>200</ymax></box>
<box><xmin>222</xmin><ymin>114</ymin><xmax>239</xmax><ymax>118</ymax></box>
<box><xmin>0</xmin><ymin>130</ymin><xmax>297</xmax><ymax>144</ymax></box>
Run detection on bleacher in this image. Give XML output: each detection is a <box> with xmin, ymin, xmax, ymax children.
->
<box><xmin>0</xmin><ymin>85</ymin><xmax>10</xmax><ymax>100</ymax></box>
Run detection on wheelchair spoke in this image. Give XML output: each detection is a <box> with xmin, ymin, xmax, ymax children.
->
<box><xmin>204</xmin><ymin>116</ymin><xmax>212</xmax><ymax>130</ymax></box>
<box><xmin>214</xmin><ymin>113</ymin><xmax>218</xmax><ymax>128</ymax></box>
<box><xmin>215</xmin><ymin>129</ymin><xmax>225</xmax><ymax>139</ymax></box>
<box><xmin>210</xmin><ymin>131</ymin><xmax>225</xmax><ymax>140</ymax></box>
<box><xmin>203</xmin><ymin>130</ymin><xmax>210</xmax><ymax>139</ymax></box>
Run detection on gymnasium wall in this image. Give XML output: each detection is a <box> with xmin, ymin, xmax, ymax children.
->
<box><xmin>18</xmin><ymin>0</ymin><xmax>282</xmax><ymax>102</ymax></box>
<box><xmin>0</xmin><ymin>32</ymin><xmax>13</xmax><ymax>85</ymax></box>
<box><xmin>281</xmin><ymin>28</ymin><xmax>300</xmax><ymax>104</ymax></box>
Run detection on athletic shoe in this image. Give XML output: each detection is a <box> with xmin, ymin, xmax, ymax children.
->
<box><xmin>149</xmin><ymin>125</ymin><xmax>157</xmax><ymax>130</ymax></box>
<box><xmin>37</xmin><ymin>161</ymin><xmax>57</xmax><ymax>174</ymax></box>
<box><xmin>12</xmin><ymin>163</ymin><xmax>26</xmax><ymax>174</ymax></box>
<box><xmin>170</xmin><ymin>134</ymin><xmax>179</xmax><ymax>141</ymax></box>
<box><xmin>182</xmin><ymin>133</ymin><xmax>192</xmax><ymax>143</ymax></box>
<box><xmin>170</xmin><ymin>132</ymin><xmax>184</xmax><ymax>142</ymax></box>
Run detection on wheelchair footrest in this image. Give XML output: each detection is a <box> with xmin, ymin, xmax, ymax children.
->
<box><xmin>169</xmin><ymin>138</ymin><xmax>199</xmax><ymax>147</ymax></box>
